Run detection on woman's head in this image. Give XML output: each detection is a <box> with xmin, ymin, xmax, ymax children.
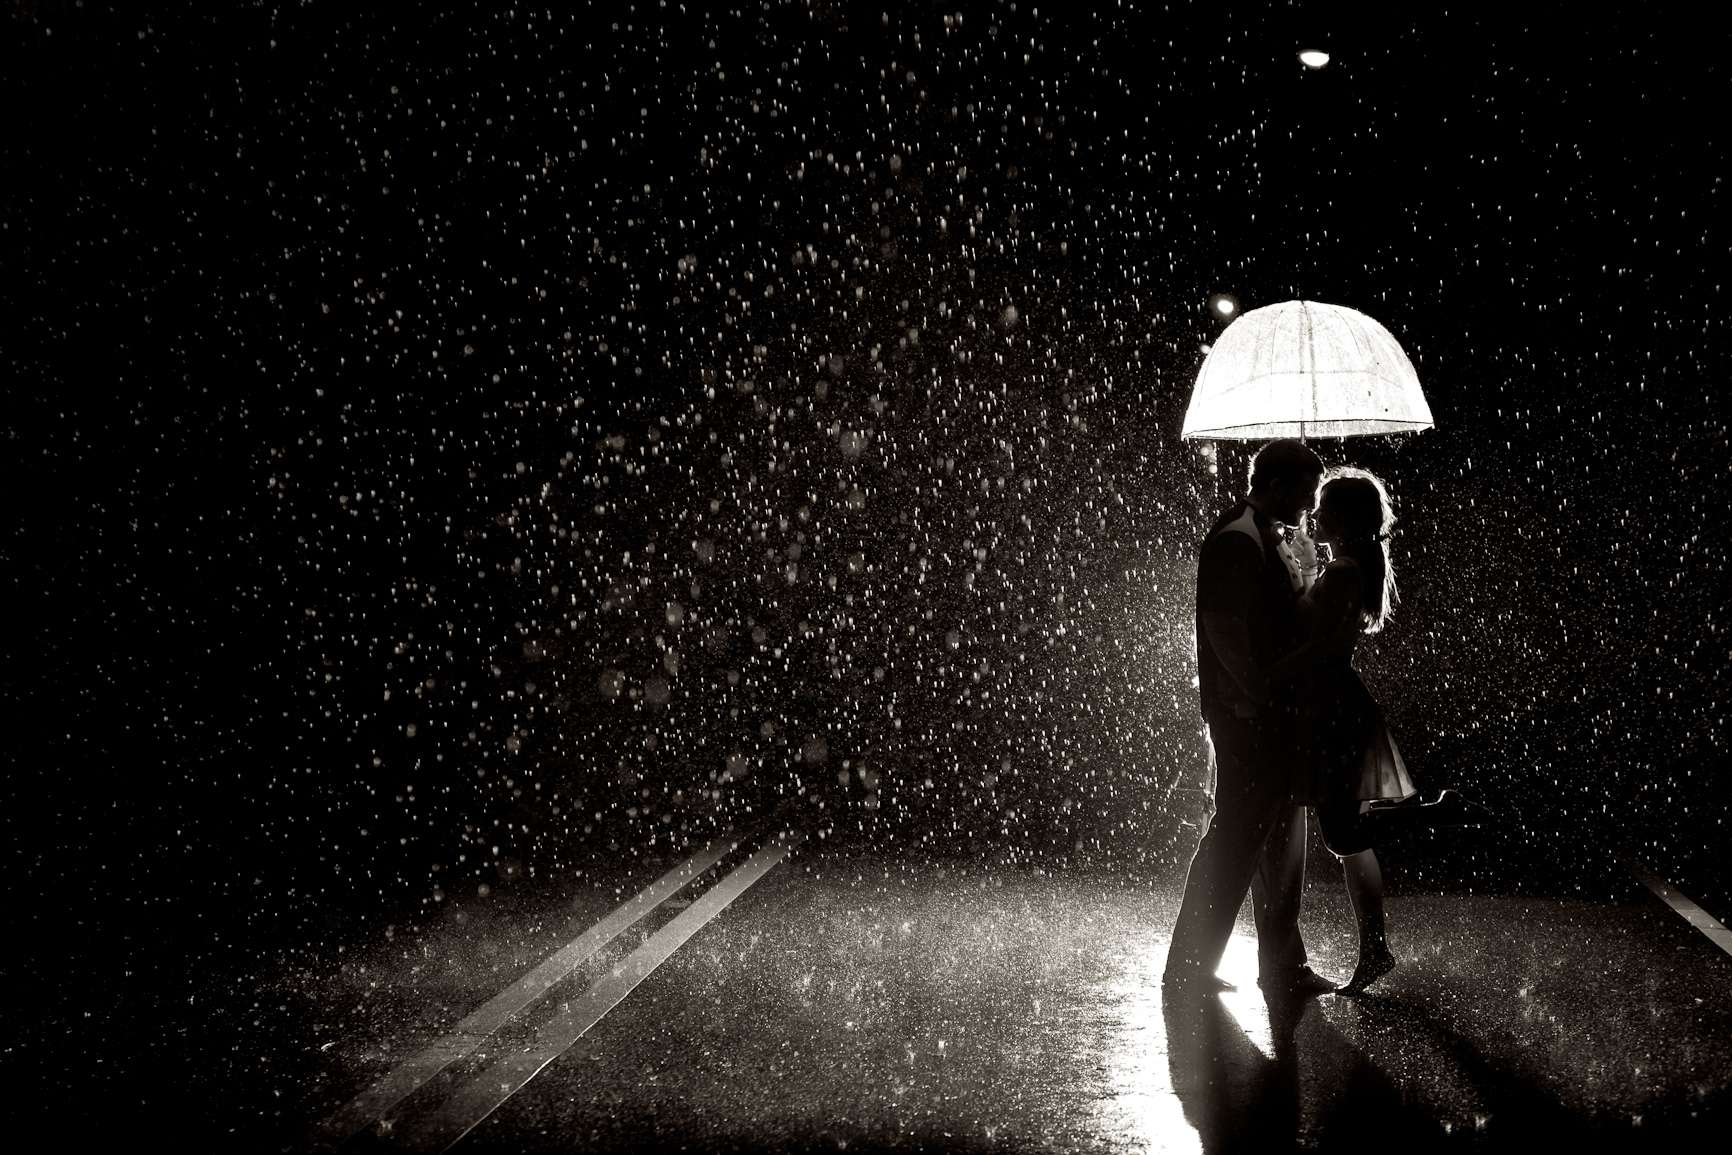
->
<box><xmin>1316</xmin><ymin>467</ymin><xmax>1398</xmax><ymax>632</ymax></box>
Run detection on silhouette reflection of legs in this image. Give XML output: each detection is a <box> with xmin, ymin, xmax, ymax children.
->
<box><xmin>1162</xmin><ymin>985</ymin><xmax>1298</xmax><ymax>1151</ymax></box>
<box><xmin>1163</xmin><ymin>983</ymin><xmax>1452</xmax><ymax>1152</ymax></box>
<box><xmin>1164</xmin><ymin>960</ymin><xmax>1732</xmax><ymax>1150</ymax></box>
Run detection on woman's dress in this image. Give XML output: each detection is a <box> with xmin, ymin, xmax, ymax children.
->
<box><xmin>1309</xmin><ymin>654</ymin><xmax>1416</xmax><ymax>804</ymax></box>
<box><xmin>1299</xmin><ymin>559</ymin><xmax>1416</xmax><ymax>852</ymax></box>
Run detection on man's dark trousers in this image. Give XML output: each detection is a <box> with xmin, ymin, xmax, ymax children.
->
<box><xmin>1166</xmin><ymin>710</ymin><xmax>1308</xmax><ymax>981</ymax></box>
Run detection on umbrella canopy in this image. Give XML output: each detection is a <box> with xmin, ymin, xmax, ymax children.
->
<box><xmin>1181</xmin><ymin>300</ymin><xmax>1434</xmax><ymax>440</ymax></box>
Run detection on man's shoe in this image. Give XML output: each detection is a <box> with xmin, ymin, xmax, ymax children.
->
<box><xmin>1257</xmin><ymin>966</ymin><xmax>1337</xmax><ymax>999</ymax></box>
<box><xmin>1162</xmin><ymin>968</ymin><xmax>1234</xmax><ymax>993</ymax></box>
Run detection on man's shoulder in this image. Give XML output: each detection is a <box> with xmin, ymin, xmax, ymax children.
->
<box><xmin>1203</xmin><ymin>506</ymin><xmax>1265</xmax><ymax>557</ymax></box>
<box><xmin>1199</xmin><ymin>530</ymin><xmax>1265</xmax><ymax>585</ymax></box>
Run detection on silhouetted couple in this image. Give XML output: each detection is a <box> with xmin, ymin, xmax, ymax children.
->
<box><xmin>1164</xmin><ymin>439</ymin><xmax>1476</xmax><ymax>1000</ymax></box>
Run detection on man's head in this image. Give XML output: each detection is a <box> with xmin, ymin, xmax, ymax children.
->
<box><xmin>1247</xmin><ymin>438</ymin><xmax>1325</xmax><ymax>525</ymax></box>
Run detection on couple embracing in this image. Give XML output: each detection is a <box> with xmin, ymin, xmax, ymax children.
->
<box><xmin>1163</xmin><ymin>439</ymin><xmax>1475</xmax><ymax>1000</ymax></box>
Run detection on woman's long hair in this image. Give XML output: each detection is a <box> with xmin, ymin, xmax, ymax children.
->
<box><xmin>1318</xmin><ymin>467</ymin><xmax>1398</xmax><ymax>633</ymax></box>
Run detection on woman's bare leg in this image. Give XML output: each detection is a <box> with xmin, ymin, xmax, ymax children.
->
<box><xmin>1340</xmin><ymin>849</ymin><xmax>1396</xmax><ymax>994</ymax></box>
<box><xmin>1341</xmin><ymin>849</ymin><xmax>1386</xmax><ymax>953</ymax></box>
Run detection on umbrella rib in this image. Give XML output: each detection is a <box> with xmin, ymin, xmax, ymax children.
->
<box><xmin>1341</xmin><ymin>313</ymin><xmax>1385</xmax><ymax>411</ymax></box>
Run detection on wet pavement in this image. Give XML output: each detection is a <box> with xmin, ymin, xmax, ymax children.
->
<box><xmin>8</xmin><ymin>823</ymin><xmax>1731</xmax><ymax>1152</ymax></box>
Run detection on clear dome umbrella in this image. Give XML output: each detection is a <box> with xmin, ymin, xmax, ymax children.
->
<box><xmin>1180</xmin><ymin>300</ymin><xmax>1434</xmax><ymax>441</ymax></box>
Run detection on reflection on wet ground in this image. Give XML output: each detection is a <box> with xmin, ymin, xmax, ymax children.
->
<box><xmin>8</xmin><ymin>829</ymin><xmax>1731</xmax><ymax>1151</ymax></box>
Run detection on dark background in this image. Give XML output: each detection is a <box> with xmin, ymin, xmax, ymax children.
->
<box><xmin>4</xmin><ymin>3</ymin><xmax>1726</xmax><ymax>965</ymax></box>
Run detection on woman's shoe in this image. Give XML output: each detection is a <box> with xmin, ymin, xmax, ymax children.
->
<box><xmin>1337</xmin><ymin>947</ymin><xmax>1396</xmax><ymax>996</ymax></box>
<box><xmin>1419</xmin><ymin>788</ymin><xmax>1495</xmax><ymax>823</ymax></box>
<box><xmin>1366</xmin><ymin>789</ymin><xmax>1492</xmax><ymax>827</ymax></box>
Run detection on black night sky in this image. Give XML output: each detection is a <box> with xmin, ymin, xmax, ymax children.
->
<box><xmin>4</xmin><ymin>5</ymin><xmax>1730</xmax><ymax>1143</ymax></box>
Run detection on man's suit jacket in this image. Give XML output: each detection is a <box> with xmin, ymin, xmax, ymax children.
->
<box><xmin>1194</xmin><ymin>499</ymin><xmax>1306</xmax><ymax>725</ymax></box>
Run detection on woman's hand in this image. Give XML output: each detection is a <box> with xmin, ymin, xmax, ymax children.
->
<box><xmin>1289</xmin><ymin>524</ymin><xmax>1322</xmax><ymax>585</ymax></box>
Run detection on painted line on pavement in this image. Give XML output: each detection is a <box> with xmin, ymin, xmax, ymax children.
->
<box><xmin>311</xmin><ymin>832</ymin><xmax>739</xmax><ymax>1150</ymax></box>
<box><xmin>1622</xmin><ymin>853</ymin><xmax>1732</xmax><ymax>959</ymax></box>
<box><xmin>399</xmin><ymin>828</ymin><xmax>807</xmax><ymax>1153</ymax></box>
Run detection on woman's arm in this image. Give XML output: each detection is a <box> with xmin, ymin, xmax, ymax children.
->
<box><xmin>1268</xmin><ymin>561</ymin><xmax>1364</xmax><ymax>683</ymax></box>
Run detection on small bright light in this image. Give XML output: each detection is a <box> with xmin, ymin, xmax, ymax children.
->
<box><xmin>1299</xmin><ymin>49</ymin><xmax>1330</xmax><ymax>69</ymax></box>
<box><xmin>1215</xmin><ymin>299</ymin><xmax>1235</xmax><ymax>316</ymax></box>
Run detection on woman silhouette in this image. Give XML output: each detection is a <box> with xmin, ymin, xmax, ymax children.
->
<box><xmin>1274</xmin><ymin>467</ymin><xmax>1474</xmax><ymax>995</ymax></box>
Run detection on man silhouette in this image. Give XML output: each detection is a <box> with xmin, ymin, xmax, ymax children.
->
<box><xmin>1164</xmin><ymin>439</ymin><xmax>1335</xmax><ymax>998</ymax></box>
